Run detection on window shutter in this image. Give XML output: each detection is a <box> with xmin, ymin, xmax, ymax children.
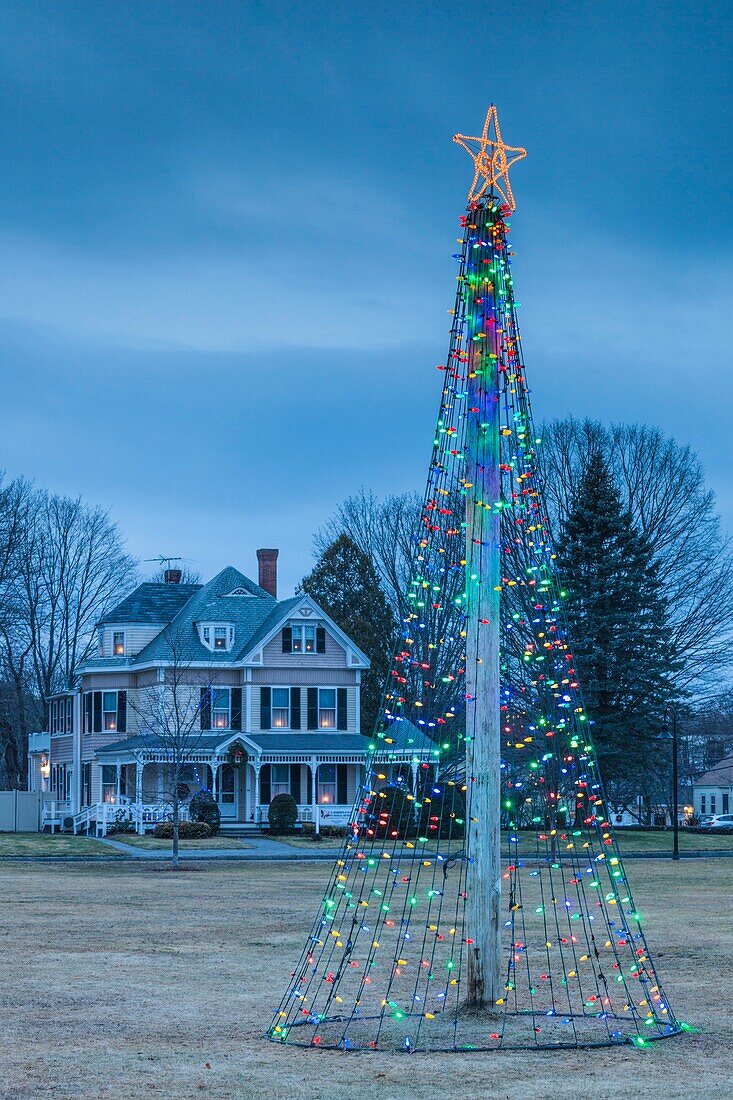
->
<box><xmin>337</xmin><ymin>765</ymin><xmax>348</xmax><ymax>805</ymax></box>
<box><xmin>200</xmin><ymin>688</ymin><xmax>211</xmax><ymax>731</ymax></box>
<box><xmin>93</xmin><ymin>692</ymin><xmax>102</xmax><ymax>734</ymax></box>
<box><xmin>117</xmin><ymin>691</ymin><xmax>127</xmax><ymax>734</ymax></box>
<box><xmin>48</xmin><ymin>703</ymin><xmax>52</xmax><ymax>733</ymax></box>
<box><xmin>307</xmin><ymin>688</ymin><xmax>318</xmax><ymax>730</ymax></box>
<box><xmin>260</xmin><ymin>686</ymin><xmax>271</xmax><ymax>730</ymax></box>
<box><xmin>290</xmin><ymin>764</ymin><xmax>302</xmax><ymax>804</ymax></box>
<box><xmin>290</xmin><ymin>687</ymin><xmax>301</xmax><ymax>730</ymax></box>
<box><xmin>260</xmin><ymin>765</ymin><xmax>271</xmax><ymax>805</ymax></box>
<box><xmin>282</xmin><ymin>627</ymin><xmax>292</xmax><ymax>653</ymax></box>
<box><xmin>316</xmin><ymin>626</ymin><xmax>326</xmax><ymax>654</ymax></box>
<box><xmin>337</xmin><ymin>688</ymin><xmax>347</xmax><ymax>730</ymax></box>
<box><xmin>231</xmin><ymin>688</ymin><xmax>242</xmax><ymax>731</ymax></box>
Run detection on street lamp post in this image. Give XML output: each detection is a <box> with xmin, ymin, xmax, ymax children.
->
<box><xmin>660</xmin><ymin>707</ymin><xmax>680</xmax><ymax>861</ymax></box>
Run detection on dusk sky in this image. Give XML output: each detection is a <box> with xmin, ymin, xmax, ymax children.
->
<box><xmin>1</xmin><ymin>1</ymin><xmax>731</xmax><ymax>594</ymax></box>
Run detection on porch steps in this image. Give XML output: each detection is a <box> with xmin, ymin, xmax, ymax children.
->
<box><xmin>219</xmin><ymin>823</ymin><xmax>267</xmax><ymax>838</ymax></box>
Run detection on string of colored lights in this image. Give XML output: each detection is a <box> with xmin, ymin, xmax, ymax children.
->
<box><xmin>266</xmin><ymin>170</ymin><xmax>683</xmax><ymax>1052</ymax></box>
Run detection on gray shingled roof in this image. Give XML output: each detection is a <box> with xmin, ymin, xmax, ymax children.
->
<box><xmin>694</xmin><ymin>755</ymin><xmax>733</xmax><ymax>787</ymax></box>
<box><xmin>113</xmin><ymin>567</ymin><xmax>282</xmax><ymax>665</ymax></box>
<box><xmin>99</xmin><ymin>582</ymin><xmax>201</xmax><ymax>625</ymax></box>
<box><xmin>95</xmin><ymin>723</ymin><xmax>436</xmax><ymax>758</ymax></box>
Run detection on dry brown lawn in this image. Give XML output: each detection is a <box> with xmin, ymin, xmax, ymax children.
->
<box><xmin>0</xmin><ymin>859</ymin><xmax>731</xmax><ymax>1100</ymax></box>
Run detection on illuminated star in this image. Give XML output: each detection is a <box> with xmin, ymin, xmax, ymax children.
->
<box><xmin>453</xmin><ymin>105</ymin><xmax>527</xmax><ymax>211</ymax></box>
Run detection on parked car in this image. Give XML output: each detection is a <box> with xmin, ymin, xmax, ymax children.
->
<box><xmin>698</xmin><ymin>813</ymin><xmax>733</xmax><ymax>833</ymax></box>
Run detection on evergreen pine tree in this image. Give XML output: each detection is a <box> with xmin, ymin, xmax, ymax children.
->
<box><xmin>556</xmin><ymin>452</ymin><xmax>676</xmax><ymax>791</ymax></box>
<box><xmin>300</xmin><ymin>535</ymin><xmax>395</xmax><ymax>736</ymax></box>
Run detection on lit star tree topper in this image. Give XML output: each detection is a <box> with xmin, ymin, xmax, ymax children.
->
<box><xmin>453</xmin><ymin>103</ymin><xmax>527</xmax><ymax>210</ymax></box>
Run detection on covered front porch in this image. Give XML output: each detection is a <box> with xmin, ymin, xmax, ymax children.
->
<box><xmin>81</xmin><ymin>730</ymin><xmax>436</xmax><ymax>836</ymax></box>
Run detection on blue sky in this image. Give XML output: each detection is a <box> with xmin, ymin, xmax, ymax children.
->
<box><xmin>1</xmin><ymin>1</ymin><xmax>731</xmax><ymax>593</ymax></box>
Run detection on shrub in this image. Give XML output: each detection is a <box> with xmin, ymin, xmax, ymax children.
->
<box><xmin>364</xmin><ymin>785</ymin><xmax>416</xmax><ymax>840</ymax></box>
<box><xmin>268</xmin><ymin>793</ymin><xmax>298</xmax><ymax>835</ymax></box>
<box><xmin>418</xmin><ymin>783</ymin><xmax>466</xmax><ymax>839</ymax></box>
<box><xmin>153</xmin><ymin>820</ymin><xmax>212</xmax><ymax>839</ymax></box>
<box><xmin>189</xmin><ymin>791</ymin><xmax>221</xmax><ymax>836</ymax></box>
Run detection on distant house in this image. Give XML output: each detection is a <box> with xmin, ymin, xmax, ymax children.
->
<box><xmin>692</xmin><ymin>755</ymin><xmax>733</xmax><ymax>819</ymax></box>
<box><xmin>31</xmin><ymin>551</ymin><xmax>433</xmax><ymax>834</ymax></box>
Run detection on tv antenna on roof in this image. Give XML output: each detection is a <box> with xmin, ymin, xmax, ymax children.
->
<box><xmin>144</xmin><ymin>556</ymin><xmax>184</xmax><ymax>570</ymax></box>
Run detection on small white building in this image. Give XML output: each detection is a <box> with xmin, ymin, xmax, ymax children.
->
<box><xmin>692</xmin><ymin>755</ymin><xmax>733</xmax><ymax>819</ymax></box>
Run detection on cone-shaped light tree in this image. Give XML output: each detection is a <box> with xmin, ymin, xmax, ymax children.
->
<box><xmin>267</xmin><ymin>106</ymin><xmax>683</xmax><ymax>1052</ymax></box>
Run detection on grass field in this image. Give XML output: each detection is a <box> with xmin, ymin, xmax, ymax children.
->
<box><xmin>0</xmin><ymin>833</ymin><xmax>118</xmax><ymax>857</ymax></box>
<box><xmin>277</xmin><ymin>828</ymin><xmax>733</xmax><ymax>854</ymax></box>
<box><xmin>1</xmin><ymin>858</ymin><xmax>732</xmax><ymax>1099</ymax></box>
<box><xmin>107</xmin><ymin>834</ymin><xmax>253</xmax><ymax>850</ymax></box>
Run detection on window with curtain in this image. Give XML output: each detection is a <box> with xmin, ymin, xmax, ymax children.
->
<box><xmin>212</xmin><ymin>688</ymin><xmax>231</xmax><ymax>729</ymax></box>
<box><xmin>103</xmin><ymin>692</ymin><xmax>118</xmax><ymax>731</ymax></box>
<box><xmin>318</xmin><ymin>764</ymin><xmax>336</xmax><ymax>805</ymax></box>
<box><xmin>318</xmin><ymin>689</ymin><xmax>336</xmax><ymax>729</ymax></box>
<box><xmin>271</xmin><ymin>764</ymin><xmax>290</xmax><ymax>797</ymax></box>
<box><xmin>271</xmin><ymin>688</ymin><xmax>290</xmax><ymax>729</ymax></box>
<box><xmin>101</xmin><ymin>765</ymin><xmax>117</xmax><ymax>803</ymax></box>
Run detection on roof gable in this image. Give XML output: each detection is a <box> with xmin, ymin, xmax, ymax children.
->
<box><xmin>133</xmin><ymin>567</ymin><xmax>277</xmax><ymax>664</ymax></box>
<box><xmin>238</xmin><ymin>594</ymin><xmax>370</xmax><ymax>667</ymax></box>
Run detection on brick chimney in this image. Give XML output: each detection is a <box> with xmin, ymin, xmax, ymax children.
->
<box><xmin>257</xmin><ymin>548</ymin><xmax>278</xmax><ymax>597</ymax></box>
<box><xmin>164</xmin><ymin>568</ymin><xmax>182</xmax><ymax>584</ymax></box>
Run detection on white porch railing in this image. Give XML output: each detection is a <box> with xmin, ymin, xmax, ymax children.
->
<box><xmin>42</xmin><ymin>800</ymin><xmax>71</xmax><ymax>833</ymax></box>
<box><xmin>43</xmin><ymin>800</ymin><xmax>190</xmax><ymax>837</ymax></box>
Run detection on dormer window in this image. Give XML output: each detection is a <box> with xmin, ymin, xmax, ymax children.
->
<box><xmin>198</xmin><ymin>622</ymin><xmax>235</xmax><ymax>652</ymax></box>
<box><xmin>113</xmin><ymin>631</ymin><xmax>125</xmax><ymax>656</ymax></box>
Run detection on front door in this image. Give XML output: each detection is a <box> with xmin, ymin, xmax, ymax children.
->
<box><xmin>219</xmin><ymin>765</ymin><xmax>237</xmax><ymax>820</ymax></box>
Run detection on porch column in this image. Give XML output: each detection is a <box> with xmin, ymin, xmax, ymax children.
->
<box><xmin>115</xmin><ymin>762</ymin><xmax>122</xmax><ymax>802</ymax></box>
<box><xmin>253</xmin><ymin>761</ymin><xmax>262</xmax><ymax>824</ymax></box>
<box><xmin>411</xmin><ymin>759</ymin><xmax>420</xmax><ymax>823</ymax></box>
<box><xmin>212</xmin><ymin>762</ymin><xmax>219</xmax><ymax>801</ymax></box>
<box><xmin>135</xmin><ymin>760</ymin><xmax>144</xmax><ymax>834</ymax></box>
<box><xmin>311</xmin><ymin>755</ymin><xmax>319</xmax><ymax>836</ymax></box>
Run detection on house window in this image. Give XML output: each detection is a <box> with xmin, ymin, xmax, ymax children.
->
<box><xmin>101</xmin><ymin>765</ymin><xmax>117</xmax><ymax>803</ymax></box>
<box><xmin>271</xmin><ymin>764</ymin><xmax>290</xmax><ymax>797</ymax></box>
<box><xmin>284</xmin><ymin>624</ymin><xmax>325</xmax><ymax>654</ymax></box>
<box><xmin>701</xmin><ymin>795</ymin><xmax>706</xmax><ymax>814</ymax></box>
<box><xmin>318</xmin><ymin>689</ymin><xmax>336</xmax><ymax>729</ymax></box>
<box><xmin>318</xmin><ymin>764</ymin><xmax>336</xmax><ymax>805</ymax></box>
<box><xmin>103</xmin><ymin>692</ymin><xmax>118</xmax><ymax>731</ymax></box>
<box><xmin>65</xmin><ymin>697</ymin><xmax>73</xmax><ymax>732</ymax></box>
<box><xmin>724</xmin><ymin>794</ymin><xmax>730</xmax><ymax>815</ymax></box>
<box><xmin>272</xmin><ymin>688</ymin><xmax>290</xmax><ymax>729</ymax></box>
<box><xmin>199</xmin><ymin>623</ymin><xmax>234</xmax><ymax>652</ymax></box>
<box><xmin>113</xmin><ymin>631</ymin><xmax>125</xmax><ymax>656</ymax></box>
<box><xmin>711</xmin><ymin>795</ymin><xmax>716</xmax><ymax>814</ymax></box>
<box><xmin>84</xmin><ymin>691</ymin><xmax>126</xmax><ymax>735</ymax></box>
<box><xmin>292</xmin><ymin>624</ymin><xmax>317</xmax><ymax>653</ymax></box>
<box><xmin>212</xmin><ymin>688</ymin><xmax>231</xmax><ymax>729</ymax></box>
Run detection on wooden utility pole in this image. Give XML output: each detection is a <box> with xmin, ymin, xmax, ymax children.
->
<box><xmin>463</xmin><ymin>201</ymin><xmax>502</xmax><ymax>1009</ymax></box>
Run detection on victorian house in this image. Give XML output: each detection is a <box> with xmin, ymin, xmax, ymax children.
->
<box><xmin>34</xmin><ymin>551</ymin><xmax>432</xmax><ymax>834</ymax></box>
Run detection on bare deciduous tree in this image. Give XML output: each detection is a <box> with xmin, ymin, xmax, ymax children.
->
<box><xmin>0</xmin><ymin>473</ymin><xmax>138</xmax><ymax>786</ymax></box>
<box><xmin>130</xmin><ymin>623</ymin><xmax>212</xmax><ymax>868</ymax></box>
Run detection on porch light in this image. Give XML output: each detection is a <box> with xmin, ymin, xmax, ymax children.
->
<box><xmin>40</xmin><ymin>754</ymin><xmax>50</xmax><ymax>777</ymax></box>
